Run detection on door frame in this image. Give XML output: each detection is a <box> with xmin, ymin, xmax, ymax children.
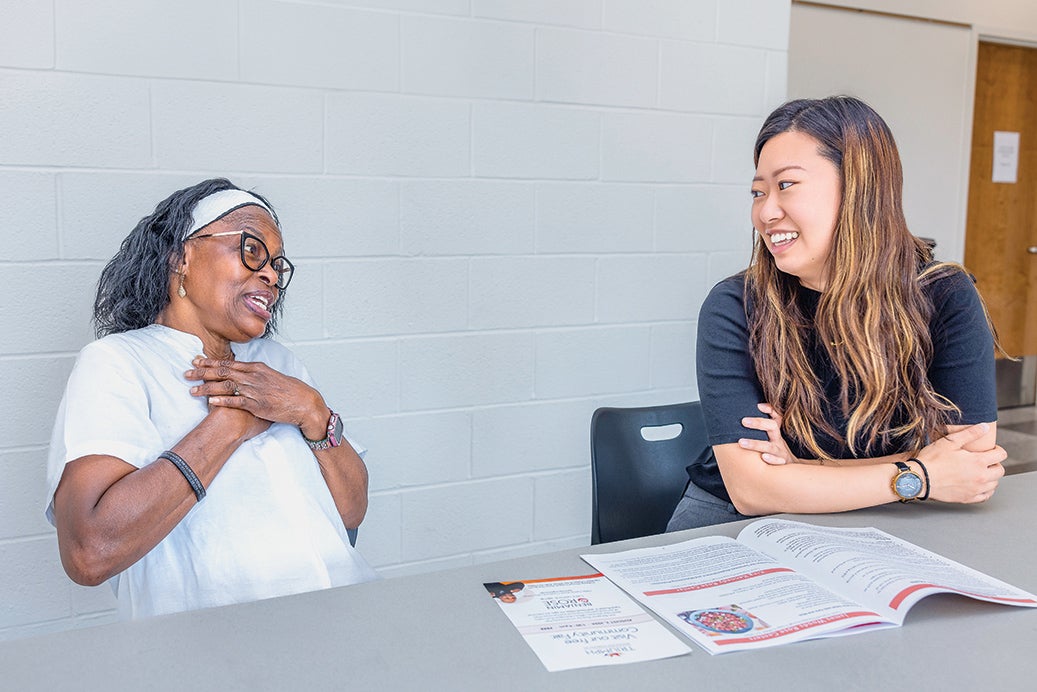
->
<box><xmin>961</xmin><ymin>31</ymin><xmax>1037</xmax><ymax>406</ymax></box>
<box><xmin>958</xmin><ymin>28</ymin><xmax>1037</xmax><ymax>258</ymax></box>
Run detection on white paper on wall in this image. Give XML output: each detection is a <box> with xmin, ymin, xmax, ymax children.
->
<box><xmin>993</xmin><ymin>131</ymin><xmax>1020</xmax><ymax>183</ymax></box>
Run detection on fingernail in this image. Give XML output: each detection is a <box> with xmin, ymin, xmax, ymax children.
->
<box><xmin>190</xmin><ymin>386</ymin><xmax>199</xmax><ymax>394</ymax></box>
<box><xmin>738</xmin><ymin>439</ymin><xmax>750</xmax><ymax>447</ymax></box>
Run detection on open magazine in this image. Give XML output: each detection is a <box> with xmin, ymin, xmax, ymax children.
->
<box><xmin>582</xmin><ymin>518</ymin><xmax>1037</xmax><ymax>655</ymax></box>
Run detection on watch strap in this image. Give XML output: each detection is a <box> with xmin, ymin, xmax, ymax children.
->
<box><xmin>908</xmin><ymin>457</ymin><xmax>930</xmax><ymax>501</ymax></box>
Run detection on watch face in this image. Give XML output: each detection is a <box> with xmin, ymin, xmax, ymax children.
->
<box><xmin>895</xmin><ymin>472</ymin><xmax>923</xmax><ymax>499</ymax></box>
<box><xmin>328</xmin><ymin>412</ymin><xmax>344</xmax><ymax>447</ymax></box>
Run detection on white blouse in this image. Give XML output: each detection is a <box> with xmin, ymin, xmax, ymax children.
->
<box><xmin>46</xmin><ymin>324</ymin><xmax>378</xmax><ymax>619</ymax></box>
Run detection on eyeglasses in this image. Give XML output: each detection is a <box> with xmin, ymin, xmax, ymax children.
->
<box><xmin>186</xmin><ymin>230</ymin><xmax>294</xmax><ymax>290</ymax></box>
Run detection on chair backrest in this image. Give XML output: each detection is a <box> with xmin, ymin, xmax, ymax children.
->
<box><xmin>590</xmin><ymin>401</ymin><xmax>709</xmax><ymax>545</ymax></box>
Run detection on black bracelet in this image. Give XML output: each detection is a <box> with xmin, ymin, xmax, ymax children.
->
<box><xmin>159</xmin><ymin>450</ymin><xmax>206</xmax><ymax>502</ymax></box>
<box><xmin>908</xmin><ymin>457</ymin><xmax>930</xmax><ymax>501</ymax></box>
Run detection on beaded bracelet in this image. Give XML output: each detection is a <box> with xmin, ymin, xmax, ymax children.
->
<box><xmin>159</xmin><ymin>450</ymin><xmax>206</xmax><ymax>502</ymax></box>
<box><xmin>908</xmin><ymin>457</ymin><xmax>930</xmax><ymax>501</ymax></box>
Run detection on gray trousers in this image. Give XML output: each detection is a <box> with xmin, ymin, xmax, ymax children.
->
<box><xmin>666</xmin><ymin>481</ymin><xmax>753</xmax><ymax>531</ymax></box>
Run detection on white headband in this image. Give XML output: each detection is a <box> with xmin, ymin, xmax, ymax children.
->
<box><xmin>184</xmin><ymin>189</ymin><xmax>278</xmax><ymax>240</ymax></box>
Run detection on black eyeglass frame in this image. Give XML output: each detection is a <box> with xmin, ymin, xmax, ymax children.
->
<box><xmin>186</xmin><ymin>230</ymin><xmax>294</xmax><ymax>290</ymax></box>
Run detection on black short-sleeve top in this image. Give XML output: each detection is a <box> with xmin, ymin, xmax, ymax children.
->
<box><xmin>688</xmin><ymin>268</ymin><xmax>997</xmax><ymax>502</ymax></box>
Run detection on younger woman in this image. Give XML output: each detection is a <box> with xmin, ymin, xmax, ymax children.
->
<box><xmin>668</xmin><ymin>96</ymin><xmax>1005</xmax><ymax>531</ymax></box>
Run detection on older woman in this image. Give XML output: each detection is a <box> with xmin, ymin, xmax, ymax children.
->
<box><xmin>46</xmin><ymin>178</ymin><xmax>377</xmax><ymax>619</ymax></box>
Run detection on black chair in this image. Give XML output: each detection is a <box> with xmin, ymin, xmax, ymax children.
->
<box><xmin>590</xmin><ymin>401</ymin><xmax>710</xmax><ymax>545</ymax></box>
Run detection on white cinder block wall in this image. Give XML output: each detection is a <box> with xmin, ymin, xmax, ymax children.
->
<box><xmin>0</xmin><ymin>0</ymin><xmax>789</xmax><ymax>640</ymax></box>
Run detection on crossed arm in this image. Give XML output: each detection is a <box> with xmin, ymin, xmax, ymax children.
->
<box><xmin>715</xmin><ymin>403</ymin><xmax>1006</xmax><ymax>517</ymax></box>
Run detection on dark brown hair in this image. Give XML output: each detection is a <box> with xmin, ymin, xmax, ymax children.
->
<box><xmin>746</xmin><ymin>96</ymin><xmax>960</xmax><ymax>458</ymax></box>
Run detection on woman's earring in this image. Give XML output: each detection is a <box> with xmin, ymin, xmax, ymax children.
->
<box><xmin>178</xmin><ymin>273</ymin><xmax>187</xmax><ymax>299</ymax></box>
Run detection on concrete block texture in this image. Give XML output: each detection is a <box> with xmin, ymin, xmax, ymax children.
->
<box><xmin>59</xmin><ymin>172</ymin><xmax>205</xmax><ymax>260</ymax></box>
<box><xmin>1</xmin><ymin>357</ymin><xmax>76</xmax><ymax>448</ymax></box>
<box><xmin>533</xmin><ymin>468</ymin><xmax>592</xmax><ymax>540</ymax></box>
<box><xmin>399</xmin><ymin>332</ymin><xmax>535</xmax><ymax>410</ymax></box>
<box><xmin>719</xmin><ymin>0</ymin><xmax>791</xmax><ymax>51</ymax></box>
<box><xmin>472</xmin><ymin>0</ymin><xmax>602</xmax><ymax>29</ymax></box>
<box><xmin>471</xmin><ymin>399</ymin><xmax>598</xmax><ymax>477</ymax></box>
<box><xmin>320</xmin><ymin>0</ymin><xmax>470</xmax><ymax>14</ymax></box>
<box><xmin>596</xmin><ymin>253</ymin><xmax>709</xmax><ymax>323</ymax></box>
<box><xmin>235</xmin><ymin>176</ymin><xmax>401</xmax><ymax>258</ymax></box>
<box><xmin>468</xmin><ymin>256</ymin><xmax>597</xmax><ymax>328</ymax></box>
<box><xmin>276</xmin><ymin>260</ymin><xmax>327</xmax><ymax>343</ymax></box>
<box><xmin>713</xmin><ymin>116</ymin><xmax>766</xmax><ymax>184</ymax></box>
<box><xmin>400</xmin><ymin>180</ymin><xmax>535</xmax><ymax>256</ymax></box>
<box><xmin>0</xmin><ymin>0</ymin><xmax>790</xmax><ymax>639</ymax></box>
<box><xmin>654</xmin><ymin>184</ymin><xmax>753</xmax><ymax>253</ymax></box>
<box><xmin>401</xmin><ymin>477</ymin><xmax>534</xmax><ymax>561</ymax></box>
<box><xmin>536</xmin><ymin>182</ymin><xmax>654</xmax><ymax>253</ymax></box>
<box><xmin>324</xmin><ymin>258</ymin><xmax>469</xmax><ymax>337</ymax></box>
<box><xmin>2</xmin><ymin>172</ymin><xmax>58</xmax><ymax>260</ymax></box>
<box><xmin>326</xmin><ymin>93</ymin><xmax>471</xmax><ymax>177</ymax></box>
<box><xmin>472</xmin><ymin>102</ymin><xmax>600</xmax><ymax>179</ymax></box>
<box><xmin>241</xmin><ymin>0</ymin><xmax>400</xmax><ymax>91</ymax></box>
<box><xmin>535</xmin><ymin>326</ymin><xmax>652</xmax><ymax>398</ymax></box>
<box><xmin>766</xmin><ymin>49</ymin><xmax>789</xmax><ymax>110</ymax></box>
<box><xmin>289</xmin><ymin>340</ymin><xmax>400</xmax><ymax>418</ymax></box>
<box><xmin>352</xmin><ymin>410</ymin><xmax>472</xmax><ymax>491</ymax></box>
<box><xmin>401</xmin><ymin>15</ymin><xmax>534</xmax><ymax>99</ymax></box>
<box><xmin>55</xmin><ymin>0</ymin><xmax>237</xmax><ymax>80</ymax></box>
<box><xmin>1</xmin><ymin>265</ymin><xmax>98</xmax><ymax>355</ymax></box>
<box><xmin>660</xmin><ymin>42</ymin><xmax>767</xmax><ymax>114</ymax></box>
<box><xmin>535</xmin><ymin>27</ymin><xmax>657</xmax><ymax>107</ymax></box>
<box><xmin>601</xmin><ymin>110</ymin><xmax>714</xmax><ymax>182</ymax></box>
<box><xmin>0</xmin><ymin>71</ymin><xmax>150</xmax><ymax>168</ymax></box>
<box><xmin>0</xmin><ymin>538</ymin><xmax>73</xmax><ymax>628</ymax></box>
<box><xmin>650</xmin><ymin>321</ymin><xmax>699</xmax><ymax>390</ymax></box>
<box><xmin>0</xmin><ymin>0</ymin><xmax>54</xmax><ymax>69</ymax></box>
<box><xmin>0</xmin><ymin>449</ymin><xmax>54</xmax><ymax>539</ymax></box>
<box><xmin>355</xmin><ymin>492</ymin><xmax>403</xmax><ymax>567</ymax></box>
<box><xmin>602</xmin><ymin>0</ymin><xmax>716</xmax><ymax>40</ymax></box>
<box><xmin>152</xmin><ymin>81</ymin><xmax>324</xmax><ymax>173</ymax></box>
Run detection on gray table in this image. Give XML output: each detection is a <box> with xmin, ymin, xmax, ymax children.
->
<box><xmin>4</xmin><ymin>472</ymin><xmax>1036</xmax><ymax>691</ymax></box>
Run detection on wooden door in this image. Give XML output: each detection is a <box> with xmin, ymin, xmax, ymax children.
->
<box><xmin>964</xmin><ymin>42</ymin><xmax>1037</xmax><ymax>358</ymax></box>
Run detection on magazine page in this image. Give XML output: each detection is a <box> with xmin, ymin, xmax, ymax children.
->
<box><xmin>483</xmin><ymin>573</ymin><xmax>691</xmax><ymax>671</ymax></box>
<box><xmin>581</xmin><ymin>536</ymin><xmax>891</xmax><ymax>655</ymax></box>
<box><xmin>737</xmin><ymin>519</ymin><xmax>1037</xmax><ymax>623</ymax></box>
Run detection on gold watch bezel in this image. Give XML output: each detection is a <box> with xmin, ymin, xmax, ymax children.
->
<box><xmin>891</xmin><ymin>461</ymin><xmax>923</xmax><ymax>503</ymax></box>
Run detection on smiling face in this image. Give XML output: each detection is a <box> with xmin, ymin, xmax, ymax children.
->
<box><xmin>751</xmin><ymin>130</ymin><xmax>843</xmax><ymax>292</ymax></box>
<box><xmin>161</xmin><ymin>205</ymin><xmax>284</xmax><ymax>354</ymax></box>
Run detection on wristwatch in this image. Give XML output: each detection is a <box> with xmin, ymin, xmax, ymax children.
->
<box><xmin>891</xmin><ymin>460</ymin><xmax>923</xmax><ymax>502</ymax></box>
<box><xmin>303</xmin><ymin>410</ymin><xmax>343</xmax><ymax>451</ymax></box>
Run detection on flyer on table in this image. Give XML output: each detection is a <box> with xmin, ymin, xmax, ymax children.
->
<box><xmin>483</xmin><ymin>573</ymin><xmax>690</xmax><ymax>671</ymax></box>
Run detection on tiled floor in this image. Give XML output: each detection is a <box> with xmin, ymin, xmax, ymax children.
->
<box><xmin>996</xmin><ymin>405</ymin><xmax>1037</xmax><ymax>475</ymax></box>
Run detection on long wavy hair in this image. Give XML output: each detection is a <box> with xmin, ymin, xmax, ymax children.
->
<box><xmin>746</xmin><ymin>96</ymin><xmax>960</xmax><ymax>459</ymax></box>
<box><xmin>93</xmin><ymin>178</ymin><xmax>284</xmax><ymax>337</ymax></box>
